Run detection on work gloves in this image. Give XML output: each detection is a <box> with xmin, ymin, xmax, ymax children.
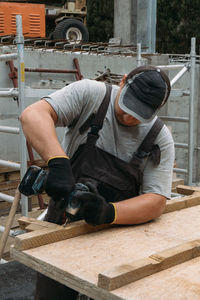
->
<box><xmin>45</xmin><ymin>157</ymin><xmax>75</xmax><ymax>202</ymax></box>
<box><xmin>76</xmin><ymin>184</ymin><xmax>116</xmax><ymax>226</ymax></box>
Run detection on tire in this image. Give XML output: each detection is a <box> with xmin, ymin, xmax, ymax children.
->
<box><xmin>53</xmin><ymin>19</ymin><xmax>89</xmax><ymax>43</ymax></box>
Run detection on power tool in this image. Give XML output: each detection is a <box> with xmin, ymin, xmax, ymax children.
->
<box><xmin>19</xmin><ymin>165</ymin><xmax>89</xmax><ymax>218</ymax></box>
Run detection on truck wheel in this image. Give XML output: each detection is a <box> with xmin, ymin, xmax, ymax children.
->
<box><xmin>53</xmin><ymin>19</ymin><xmax>89</xmax><ymax>43</ymax></box>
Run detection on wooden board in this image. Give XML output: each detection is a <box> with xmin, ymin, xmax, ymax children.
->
<box><xmin>98</xmin><ymin>240</ymin><xmax>200</xmax><ymax>290</ymax></box>
<box><xmin>12</xmin><ymin>189</ymin><xmax>200</xmax><ymax>251</ymax></box>
<box><xmin>15</xmin><ymin>219</ymin><xmax>110</xmax><ymax>251</ymax></box>
<box><xmin>11</xmin><ymin>204</ymin><xmax>200</xmax><ymax>299</ymax></box>
<box><xmin>0</xmin><ymin>208</ymin><xmax>45</xmax><ymax>260</ymax></box>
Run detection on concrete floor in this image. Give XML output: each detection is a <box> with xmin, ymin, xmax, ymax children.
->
<box><xmin>0</xmin><ymin>260</ymin><xmax>37</xmax><ymax>300</ymax></box>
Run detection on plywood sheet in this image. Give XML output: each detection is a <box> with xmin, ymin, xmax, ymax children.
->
<box><xmin>113</xmin><ymin>257</ymin><xmax>200</xmax><ymax>300</ymax></box>
<box><xmin>11</xmin><ymin>205</ymin><xmax>200</xmax><ymax>299</ymax></box>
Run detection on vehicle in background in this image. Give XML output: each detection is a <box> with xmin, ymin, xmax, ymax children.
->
<box><xmin>0</xmin><ymin>0</ymin><xmax>89</xmax><ymax>43</ymax></box>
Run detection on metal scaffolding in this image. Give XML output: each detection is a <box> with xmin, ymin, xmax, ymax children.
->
<box><xmin>159</xmin><ymin>38</ymin><xmax>196</xmax><ymax>185</ymax></box>
<box><xmin>137</xmin><ymin>39</ymin><xmax>196</xmax><ymax>185</ymax></box>
<box><xmin>0</xmin><ymin>15</ymin><xmax>28</xmax><ymax>224</ymax></box>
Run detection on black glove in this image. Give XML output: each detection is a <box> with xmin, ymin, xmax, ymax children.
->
<box><xmin>44</xmin><ymin>197</ymin><xmax>66</xmax><ymax>225</ymax></box>
<box><xmin>45</xmin><ymin>157</ymin><xmax>75</xmax><ymax>201</ymax></box>
<box><xmin>77</xmin><ymin>190</ymin><xmax>116</xmax><ymax>226</ymax></box>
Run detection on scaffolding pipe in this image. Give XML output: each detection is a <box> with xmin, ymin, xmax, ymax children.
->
<box><xmin>170</xmin><ymin>65</ymin><xmax>189</xmax><ymax>87</ymax></box>
<box><xmin>25</xmin><ymin>68</ymin><xmax>78</xmax><ymax>74</ymax></box>
<box><xmin>0</xmin><ymin>53</ymin><xmax>18</xmax><ymax>61</ymax></box>
<box><xmin>0</xmin><ymin>126</ymin><xmax>19</xmax><ymax>134</ymax></box>
<box><xmin>0</xmin><ymin>89</ymin><xmax>19</xmax><ymax>97</ymax></box>
<box><xmin>137</xmin><ymin>43</ymin><xmax>142</xmax><ymax>67</ymax></box>
<box><xmin>0</xmin><ymin>193</ymin><xmax>14</xmax><ymax>203</ymax></box>
<box><xmin>188</xmin><ymin>37</ymin><xmax>196</xmax><ymax>185</ymax></box>
<box><xmin>0</xmin><ymin>159</ymin><xmax>20</xmax><ymax>169</ymax></box>
<box><xmin>175</xmin><ymin>143</ymin><xmax>188</xmax><ymax>149</ymax></box>
<box><xmin>159</xmin><ymin>116</ymin><xmax>189</xmax><ymax>122</ymax></box>
<box><xmin>157</xmin><ymin>64</ymin><xmax>186</xmax><ymax>70</ymax></box>
<box><xmin>16</xmin><ymin>15</ymin><xmax>28</xmax><ymax>216</ymax></box>
<box><xmin>0</xmin><ymin>226</ymin><xmax>15</xmax><ymax>237</ymax></box>
<box><xmin>173</xmin><ymin>168</ymin><xmax>188</xmax><ymax>174</ymax></box>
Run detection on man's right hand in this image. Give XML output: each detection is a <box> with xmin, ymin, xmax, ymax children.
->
<box><xmin>45</xmin><ymin>157</ymin><xmax>75</xmax><ymax>201</ymax></box>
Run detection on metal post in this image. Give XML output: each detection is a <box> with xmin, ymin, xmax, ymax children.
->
<box><xmin>170</xmin><ymin>65</ymin><xmax>189</xmax><ymax>87</ymax></box>
<box><xmin>137</xmin><ymin>43</ymin><xmax>142</xmax><ymax>67</ymax></box>
<box><xmin>16</xmin><ymin>15</ymin><xmax>28</xmax><ymax>216</ymax></box>
<box><xmin>188</xmin><ymin>38</ymin><xmax>196</xmax><ymax>185</ymax></box>
<box><xmin>147</xmin><ymin>0</ymin><xmax>157</xmax><ymax>53</ymax></box>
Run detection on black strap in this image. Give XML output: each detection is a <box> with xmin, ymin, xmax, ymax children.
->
<box><xmin>79</xmin><ymin>84</ymin><xmax>112</xmax><ymax>135</ymax></box>
<box><xmin>134</xmin><ymin>118</ymin><xmax>164</xmax><ymax>164</ymax></box>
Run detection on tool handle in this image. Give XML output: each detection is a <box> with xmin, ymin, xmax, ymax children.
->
<box><xmin>0</xmin><ymin>188</ymin><xmax>21</xmax><ymax>260</ymax></box>
<box><xmin>65</xmin><ymin>183</ymin><xmax>89</xmax><ymax>216</ymax></box>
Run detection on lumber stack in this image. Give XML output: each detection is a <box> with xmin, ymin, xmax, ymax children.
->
<box><xmin>10</xmin><ymin>185</ymin><xmax>200</xmax><ymax>299</ymax></box>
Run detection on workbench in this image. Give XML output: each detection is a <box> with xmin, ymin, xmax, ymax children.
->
<box><xmin>11</xmin><ymin>185</ymin><xmax>200</xmax><ymax>300</ymax></box>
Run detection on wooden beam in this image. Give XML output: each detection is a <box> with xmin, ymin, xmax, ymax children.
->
<box><xmin>14</xmin><ymin>220</ymin><xmax>110</xmax><ymax>251</ymax></box>
<box><xmin>164</xmin><ymin>192</ymin><xmax>200</xmax><ymax>213</ymax></box>
<box><xmin>14</xmin><ymin>186</ymin><xmax>200</xmax><ymax>250</ymax></box>
<box><xmin>18</xmin><ymin>216</ymin><xmax>57</xmax><ymax>230</ymax></box>
<box><xmin>98</xmin><ymin>240</ymin><xmax>200</xmax><ymax>291</ymax></box>
<box><xmin>171</xmin><ymin>178</ymin><xmax>184</xmax><ymax>190</ymax></box>
<box><xmin>176</xmin><ymin>185</ymin><xmax>200</xmax><ymax>195</ymax></box>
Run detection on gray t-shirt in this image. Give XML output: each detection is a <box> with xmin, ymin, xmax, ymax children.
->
<box><xmin>44</xmin><ymin>79</ymin><xmax>175</xmax><ymax>198</ymax></box>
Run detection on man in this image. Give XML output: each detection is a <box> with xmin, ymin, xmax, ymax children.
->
<box><xmin>20</xmin><ymin>65</ymin><xmax>174</xmax><ymax>299</ymax></box>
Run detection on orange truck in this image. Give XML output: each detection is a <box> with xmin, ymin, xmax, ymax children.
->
<box><xmin>0</xmin><ymin>0</ymin><xmax>88</xmax><ymax>42</ymax></box>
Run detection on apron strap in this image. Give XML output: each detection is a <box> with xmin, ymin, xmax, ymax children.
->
<box><xmin>79</xmin><ymin>84</ymin><xmax>112</xmax><ymax>137</ymax></box>
<box><xmin>134</xmin><ymin>118</ymin><xmax>164</xmax><ymax>165</ymax></box>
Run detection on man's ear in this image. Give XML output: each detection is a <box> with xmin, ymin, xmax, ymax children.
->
<box><xmin>119</xmin><ymin>74</ymin><xmax>127</xmax><ymax>88</ymax></box>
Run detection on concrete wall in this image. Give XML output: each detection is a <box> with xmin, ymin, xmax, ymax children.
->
<box><xmin>0</xmin><ymin>45</ymin><xmax>199</xmax><ymax>185</ymax></box>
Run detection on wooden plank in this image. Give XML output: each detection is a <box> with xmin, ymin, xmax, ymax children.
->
<box><xmin>0</xmin><ymin>172</ymin><xmax>19</xmax><ymax>183</ymax></box>
<box><xmin>171</xmin><ymin>178</ymin><xmax>184</xmax><ymax>190</ymax></box>
<box><xmin>10</xmin><ymin>246</ymin><xmax>122</xmax><ymax>300</ymax></box>
<box><xmin>25</xmin><ymin>224</ymin><xmax>51</xmax><ymax>232</ymax></box>
<box><xmin>11</xmin><ymin>205</ymin><xmax>200</xmax><ymax>300</ymax></box>
<box><xmin>0</xmin><ymin>209</ymin><xmax>45</xmax><ymax>259</ymax></box>
<box><xmin>98</xmin><ymin>240</ymin><xmax>200</xmax><ymax>291</ymax></box>
<box><xmin>164</xmin><ymin>192</ymin><xmax>200</xmax><ymax>213</ymax></box>
<box><xmin>0</xmin><ymin>180</ymin><xmax>19</xmax><ymax>191</ymax></box>
<box><xmin>112</xmin><ymin>257</ymin><xmax>200</xmax><ymax>300</ymax></box>
<box><xmin>13</xmin><ymin>188</ymin><xmax>200</xmax><ymax>250</ymax></box>
<box><xmin>0</xmin><ymin>188</ymin><xmax>21</xmax><ymax>260</ymax></box>
<box><xmin>176</xmin><ymin>184</ymin><xmax>200</xmax><ymax>195</ymax></box>
<box><xmin>14</xmin><ymin>220</ymin><xmax>110</xmax><ymax>251</ymax></box>
<box><xmin>18</xmin><ymin>216</ymin><xmax>57</xmax><ymax>230</ymax></box>
<box><xmin>0</xmin><ymin>207</ymin><xmax>45</xmax><ymax>228</ymax></box>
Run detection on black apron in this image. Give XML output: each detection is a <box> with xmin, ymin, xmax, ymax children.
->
<box><xmin>71</xmin><ymin>84</ymin><xmax>164</xmax><ymax>202</ymax></box>
<box><xmin>36</xmin><ymin>84</ymin><xmax>164</xmax><ymax>300</ymax></box>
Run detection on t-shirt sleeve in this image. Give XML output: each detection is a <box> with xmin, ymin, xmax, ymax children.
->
<box><xmin>43</xmin><ymin>79</ymin><xmax>106</xmax><ymax>127</ymax></box>
<box><xmin>141</xmin><ymin>125</ymin><xmax>175</xmax><ymax>199</ymax></box>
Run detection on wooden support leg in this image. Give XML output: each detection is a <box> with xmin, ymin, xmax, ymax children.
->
<box><xmin>0</xmin><ymin>188</ymin><xmax>21</xmax><ymax>261</ymax></box>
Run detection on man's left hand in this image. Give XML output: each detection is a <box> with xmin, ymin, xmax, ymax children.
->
<box><xmin>76</xmin><ymin>191</ymin><xmax>116</xmax><ymax>226</ymax></box>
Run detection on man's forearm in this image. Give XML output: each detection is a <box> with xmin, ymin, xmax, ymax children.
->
<box><xmin>20</xmin><ymin>100</ymin><xmax>66</xmax><ymax>162</ymax></box>
<box><xmin>113</xmin><ymin>193</ymin><xmax>166</xmax><ymax>225</ymax></box>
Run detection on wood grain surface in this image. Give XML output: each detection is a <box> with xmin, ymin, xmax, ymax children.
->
<box><xmin>11</xmin><ymin>205</ymin><xmax>200</xmax><ymax>299</ymax></box>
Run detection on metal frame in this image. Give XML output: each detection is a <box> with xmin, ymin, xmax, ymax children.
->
<box><xmin>136</xmin><ymin>39</ymin><xmax>196</xmax><ymax>184</ymax></box>
<box><xmin>0</xmin><ymin>15</ymin><xmax>28</xmax><ymax>230</ymax></box>
<box><xmin>158</xmin><ymin>38</ymin><xmax>196</xmax><ymax>185</ymax></box>
<box><xmin>159</xmin><ymin>39</ymin><xmax>195</xmax><ymax>184</ymax></box>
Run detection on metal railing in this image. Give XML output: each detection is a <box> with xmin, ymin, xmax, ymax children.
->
<box><xmin>158</xmin><ymin>38</ymin><xmax>196</xmax><ymax>185</ymax></box>
<box><xmin>135</xmin><ymin>39</ymin><xmax>196</xmax><ymax>185</ymax></box>
<box><xmin>0</xmin><ymin>15</ymin><xmax>28</xmax><ymax>226</ymax></box>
